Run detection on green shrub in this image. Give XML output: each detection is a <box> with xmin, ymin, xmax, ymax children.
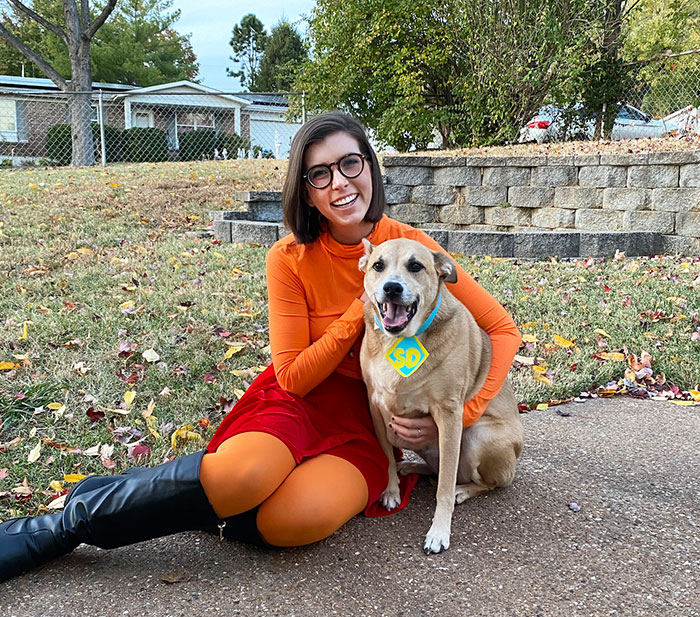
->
<box><xmin>45</xmin><ymin>124</ymin><xmax>72</xmax><ymax>165</ymax></box>
<box><xmin>123</xmin><ymin>127</ymin><xmax>169</xmax><ymax>162</ymax></box>
<box><xmin>178</xmin><ymin>129</ymin><xmax>250</xmax><ymax>161</ymax></box>
<box><xmin>45</xmin><ymin>123</ymin><xmax>125</xmax><ymax>165</ymax></box>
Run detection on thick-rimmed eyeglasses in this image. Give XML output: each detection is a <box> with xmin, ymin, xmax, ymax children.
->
<box><xmin>303</xmin><ymin>153</ymin><xmax>366</xmax><ymax>189</ymax></box>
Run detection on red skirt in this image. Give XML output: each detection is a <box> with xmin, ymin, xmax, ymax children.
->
<box><xmin>206</xmin><ymin>365</ymin><xmax>418</xmax><ymax>517</ymax></box>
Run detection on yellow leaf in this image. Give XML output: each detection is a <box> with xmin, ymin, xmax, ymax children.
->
<box><xmin>536</xmin><ymin>403</ymin><xmax>549</xmax><ymax>411</ymax></box>
<box><xmin>28</xmin><ymin>441</ymin><xmax>42</xmax><ymax>463</ymax></box>
<box><xmin>520</xmin><ymin>321</ymin><xmax>538</xmax><ymax>330</ymax></box>
<box><xmin>0</xmin><ymin>361</ymin><xmax>21</xmax><ymax>370</ymax></box>
<box><xmin>65</xmin><ymin>252</ymin><xmax>79</xmax><ymax>260</ymax></box>
<box><xmin>670</xmin><ymin>401</ymin><xmax>697</xmax><ymax>406</ymax></box>
<box><xmin>124</xmin><ymin>391</ymin><xmax>136</xmax><ymax>407</ymax></box>
<box><xmin>119</xmin><ymin>300</ymin><xmax>135</xmax><ymax>311</ymax></box>
<box><xmin>146</xmin><ymin>415</ymin><xmax>161</xmax><ymax>440</ymax></box>
<box><xmin>49</xmin><ymin>480</ymin><xmax>63</xmax><ymax>492</ymax></box>
<box><xmin>233</xmin><ymin>388</ymin><xmax>245</xmax><ymax>399</ymax></box>
<box><xmin>224</xmin><ymin>344</ymin><xmax>245</xmax><ymax>359</ymax></box>
<box><xmin>28</xmin><ymin>183</ymin><xmax>39</xmax><ymax>189</ymax></box>
<box><xmin>594</xmin><ymin>329</ymin><xmax>611</xmax><ymax>338</ymax></box>
<box><xmin>599</xmin><ymin>352</ymin><xmax>626</xmax><ymax>362</ymax></box>
<box><xmin>532</xmin><ymin>365</ymin><xmax>547</xmax><ymax>374</ymax></box>
<box><xmin>46</xmin><ymin>402</ymin><xmax>63</xmax><ymax>410</ymax></box>
<box><xmin>534</xmin><ymin>374</ymin><xmax>552</xmax><ymax>385</ymax></box>
<box><xmin>689</xmin><ymin>390</ymin><xmax>700</xmax><ymax>402</ymax></box>
<box><xmin>110</xmin><ymin>182</ymin><xmax>119</xmax><ymax>187</ymax></box>
<box><xmin>170</xmin><ymin>426</ymin><xmax>202</xmax><ymax>449</ymax></box>
<box><xmin>76</xmin><ymin>247</ymin><xmax>93</xmax><ymax>255</ymax></box>
<box><xmin>19</xmin><ymin>322</ymin><xmax>28</xmax><ymax>340</ymax></box>
<box><xmin>142</xmin><ymin>399</ymin><xmax>156</xmax><ymax>418</ymax></box>
<box><xmin>522</xmin><ymin>334</ymin><xmax>538</xmax><ymax>343</ymax></box>
<box><xmin>553</xmin><ymin>334</ymin><xmax>575</xmax><ymax>348</ymax></box>
<box><xmin>64</xmin><ymin>474</ymin><xmax>86</xmax><ymax>483</ymax></box>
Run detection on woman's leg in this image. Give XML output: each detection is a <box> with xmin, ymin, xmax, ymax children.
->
<box><xmin>256</xmin><ymin>454</ymin><xmax>369</xmax><ymax>547</ymax></box>
<box><xmin>199</xmin><ymin>431</ymin><xmax>297</xmax><ymax>518</ymax></box>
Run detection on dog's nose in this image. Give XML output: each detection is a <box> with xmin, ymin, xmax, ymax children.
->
<box><xmin>383</xmin><ymin>281</ymin><xmax>404</xmax><ymax>298</ymax></box>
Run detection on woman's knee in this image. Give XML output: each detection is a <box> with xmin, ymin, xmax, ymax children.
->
<box><xmin>255</xmin><ymin>455</ymin><xmax>368</xmax><ymax>547</ymax></box>
<box><xmin>200</xmin><ymin>432</ymin><xmax>296</xmax><ymax>518</ymax></box>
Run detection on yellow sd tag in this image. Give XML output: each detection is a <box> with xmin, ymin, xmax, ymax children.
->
<box><xmin>385</xmin><ymin>336</ymin><xmax>429</xmax><ymax>377</ymax></box>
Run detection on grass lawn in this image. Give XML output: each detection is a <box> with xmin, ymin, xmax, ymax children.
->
<box><xmin>1</xmin><ymin>158</ymin><xmax>699</xmax><ymax>519</ymax></box>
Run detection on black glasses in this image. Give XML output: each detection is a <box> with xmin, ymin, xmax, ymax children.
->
<box><xmin>303</xmin><ymin>153</ymin><xmax>366</xmax><ymax>189</ymax></box>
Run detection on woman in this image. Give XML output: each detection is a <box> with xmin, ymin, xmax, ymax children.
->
<box><xmin>0</xmin><ymin>112</ymin><xmax>520</xmax><ymax>582</ymax></box>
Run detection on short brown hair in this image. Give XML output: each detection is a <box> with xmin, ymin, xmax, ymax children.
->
<box><xmin>282</xmin><ymin>111</ymin><xmax>386</xmax><ymax>244</ymax></box>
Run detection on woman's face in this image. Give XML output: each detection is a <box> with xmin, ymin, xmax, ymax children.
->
<box><xmin>303</xmin><ymin>131</ymin><xmax>374</xmax><ymax>245</ymax></box>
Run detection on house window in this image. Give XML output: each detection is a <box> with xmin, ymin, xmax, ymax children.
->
<box><xmin>132</xmin><ymin>110</ymin><xmax>154</xmax><ymax>128</ymax></box>
<box><xmin>176</xmin><ymin>111</ymin><xmax>215</xmax><ymax>141</ymax></box>
<box><xmin>0</xmin><ymin>99</ymin><xmax>18</xmax><ymax>141</ymax></box>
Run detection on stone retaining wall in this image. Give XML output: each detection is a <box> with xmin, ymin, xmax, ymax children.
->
<box><xmin>212</xmin><ymin>151</ymin><xmax>700</xmax><ymax>256</ymax></box>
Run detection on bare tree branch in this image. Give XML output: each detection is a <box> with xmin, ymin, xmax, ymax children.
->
<box><xmin>6</xmin><ymin>0</ymin><xmax>68</xmax><ymax>45</ymax></box>
<box><xmin>86</xmin><ymin>0</ymin><xmax>117</xmax><ymax>39</ymax></box>
<box><xmin>623</xmin><ymin>47</ymin><xmax>700</xmax><ymax>67</ymax></box>
<box><xmin>0</xmin><ymin>23</ymin><xmax>68</xmax><ymax>89</ymax></box>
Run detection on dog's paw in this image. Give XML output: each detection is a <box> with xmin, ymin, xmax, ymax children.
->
<box><xmin>454</xmin><ymin>486</ymin><xmax>470</xmax><ymax>504</ymax></box>
<box><xmin>380</xmin><ymin>487</ymin><xmax>401</xmax><ymax>511</ymax></box>
<box><xmin>423</xmin><ymin>523</ymin><xmax>450</xmax><ymax>554</ymax></box>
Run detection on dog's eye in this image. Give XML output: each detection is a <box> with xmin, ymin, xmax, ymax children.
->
<box><xmin>407</xmin><ymin>262</ymin><xmax>424</xmax><ymax>273</ymax></box>
<box><xmin>372</xmin><ymin>261</ymin><xmax>384</xmax><ymax>272</ymax></box>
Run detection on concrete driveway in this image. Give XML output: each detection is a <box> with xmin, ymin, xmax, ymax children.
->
<box><xmin>2</xmin><ymin>397</ymin><xmax>698</xmax><ymax>617</ymax></box>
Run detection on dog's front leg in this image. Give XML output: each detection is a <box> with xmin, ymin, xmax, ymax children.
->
<box><xmin>367</xmin><ymin>391</ymin><xmax>401</xmax><ymax>510</ymax></box>
<box><xmin>423</xmin><ymin>407</ymin><xmax>463</xmax><ymax>554</ymax></box>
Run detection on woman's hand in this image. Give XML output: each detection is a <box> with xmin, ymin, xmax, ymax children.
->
<box><xmin>389</xmin><ymin>414</ymin><xmax>438</xmax><ymax>448</ymax></box>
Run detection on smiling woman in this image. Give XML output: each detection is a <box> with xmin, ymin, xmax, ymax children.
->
<box><xmin>0</xmin><ymin>111</ymin><xmax>521</xmax><ymax>582</ymax></box>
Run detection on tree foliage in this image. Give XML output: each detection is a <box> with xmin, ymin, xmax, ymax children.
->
<box><xmin>299</xmin><ymin>0</ymin><xmax>606</xmax><ymax>149</ymax></box>
<box><xmin>0</xmin><ymin>0</ymin><xmax>198</xmax><ymax>85</ymax></box>
<box><xmin>253</xmin><ymin>20</ymin><xmax>307</xmax><ymax>92</ymax></box>
<box><xmin>0</xmin><ymin>0</ymin><xmax>119</xmax><ymax>165</ymax></box>
<box><xmin>227</xmin><ymin>13</ymin><xmax>267</xmax><ymax>89</ymax></box>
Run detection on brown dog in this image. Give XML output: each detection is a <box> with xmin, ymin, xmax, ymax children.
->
<box><xmin>359</xmin><ymin>238</ymin><xmax>523</xmax><ymax>554</ymax></box>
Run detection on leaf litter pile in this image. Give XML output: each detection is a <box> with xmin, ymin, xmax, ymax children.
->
<box><xmin>1</xmin><ymin>155</ymin><xmax>700</xmax><ymax>519</ymax></box>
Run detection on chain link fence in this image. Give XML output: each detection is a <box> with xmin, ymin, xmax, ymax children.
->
<box><xmin>2</xmin><ymin>56</ymin><xmax>699</xmax><ymax>167</ymax></box>
<box><xmin>623</xmin><ymin>53</ymin><xmax>700</xmax><ymax>135</ymax></box>
<box><xmin>0</xmin><ymin>86</ymin><xmax>306</xmax><ymax>167</ymax></box>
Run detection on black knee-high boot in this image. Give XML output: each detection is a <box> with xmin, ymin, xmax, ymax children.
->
<box><xmin>0</xmin><ymin>450</ymin><xmax>222</xmax><ymax>583</ymax></box>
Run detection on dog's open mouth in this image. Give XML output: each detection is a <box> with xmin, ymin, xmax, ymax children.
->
<box><xmin>378</xmin><ymin>300</ymin><xmax>418</xmax><ymax>333</ymax></box>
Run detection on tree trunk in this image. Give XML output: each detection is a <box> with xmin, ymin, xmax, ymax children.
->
<box><xmin>67</xmin><ymin>12</ymin><xmax>95</xmax><ymax>166</ymax></box>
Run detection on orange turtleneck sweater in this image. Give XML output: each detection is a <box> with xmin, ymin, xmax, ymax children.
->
<box><xmin>265</xmin><ymin>215</ymin><xmax>521</xmax><ymax>427</ymax></box>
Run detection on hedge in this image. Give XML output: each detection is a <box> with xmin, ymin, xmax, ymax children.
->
<box><xmin>178</xmin><ymin>129</ymin><xmax>250</xmax><ymax>161</ymax></box>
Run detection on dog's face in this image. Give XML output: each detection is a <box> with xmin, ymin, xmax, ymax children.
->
<box><xmin>359</xmin><ymin>238</ymin><xmax>457</xmax><ymax>337</ymax></box>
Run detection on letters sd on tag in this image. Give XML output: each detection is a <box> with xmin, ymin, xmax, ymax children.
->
<box><xmin>385</xmin><ymin>336</ymin><xmax>429</xmax><ymax>377</ymax></box>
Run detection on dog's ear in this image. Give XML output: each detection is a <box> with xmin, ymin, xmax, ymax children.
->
<box><xmin>358</xmin><ymin>238</ymin><xmax>375</xmax><ymax>272</ymax></box>
<box><xmin>433</xmin><ymin>250</ymin><xmax>458</xmax><ymax>283</ymax></box>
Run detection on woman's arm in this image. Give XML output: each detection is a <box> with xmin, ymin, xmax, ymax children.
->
<box><xmin>266</xmin><ymin>247</ymin><xmax>365</xmax><ymax>397</ymax></box>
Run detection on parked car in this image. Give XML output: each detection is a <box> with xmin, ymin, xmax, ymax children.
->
<box><xmin>519</xmin><ymin>103</ymin><xmax>679</xmax><ymax>143</ymax></box>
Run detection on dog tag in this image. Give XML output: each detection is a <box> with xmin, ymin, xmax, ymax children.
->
<box><xmin>385</xmin><ymin>336</ymin><xmax>429</xmax><ymax>377</ymax></box>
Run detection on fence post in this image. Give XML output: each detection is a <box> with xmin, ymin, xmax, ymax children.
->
<box><xmin>98</xmin><ymin>89</ymin><xmax>106</xmax><ymax>167</ymax></box>
<box><xmin>302</xmin><ymin>91</ymin><xmax>306</xmax><ymax>124</ymax></box>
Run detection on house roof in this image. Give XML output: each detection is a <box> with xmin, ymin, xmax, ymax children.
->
<box><xmin>120</xmin><ymin>81</ymin><xmax>250</xmax><ymax>106</ymax></box>
<box><xmin>0</xmin><ymin>75</ymin><xmax>291</xmax><ymax>110</ymax></box>
<box><xmin>0</xmin><ymin>74</ymin><xmax>136</xmax><ymax>92</ymax></box>
<box><xmin>235</xmin><ymin>93</ymin><xmax>289</xmax><ymax>107</ymax></box>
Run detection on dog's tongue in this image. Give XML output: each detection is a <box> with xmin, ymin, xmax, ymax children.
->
<box><xmin>383</xmin><ymin>302</ymin><xmax>408</xmax><ymax>329</ymax></box>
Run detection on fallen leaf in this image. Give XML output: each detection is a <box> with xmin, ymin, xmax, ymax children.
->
<box><xmin>142</xmin><ymin>348</ymin><xmax>160</xmax><ymax>363</ymax></box>
<box><xmin>599</xmin><ymin>352</ymin><xmax>626</xmax><ymax>362</ymax></box>
<box><xmin>0</xmin><ymin>361</ymin><xmax>21</xmax><ymax>371</ymax></box>
<box><xmin>28</xmin><ymin>441</ymin><xmax>42</xmax><ymax>463</ymax></box>
<box><xmin>170</xmin><ymin>426</ymin><xmax>202</xmax><ymax>449</ymax></box>
<box><xmin>224</xmin><ymin>344</ymin><xmax>245</xmax><ymax>359</ymax></box>
<box><xmin>124</xmin><ymin>390</ymin><xmax>136</xmax><ymax>407</ymax></box>
<box><xmin>553</xmin><ymin>334</ymin><xmax>575</xmax><ymax>348</ymax></box>
<box><xmin>64</xmin><ymin>474</ymin><xmax>86</xmax><ymax>483</ymax></box>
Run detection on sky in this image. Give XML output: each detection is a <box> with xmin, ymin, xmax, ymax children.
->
<box><xmin>170</xmin><ymin>0</ymin><xmax>317</xmax><ymax>92</ymax></box>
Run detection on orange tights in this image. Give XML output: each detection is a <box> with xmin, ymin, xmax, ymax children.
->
<box><xmin>199</xmin><ymin>432</ymin><xmax>369</xmax><ymax>547</ymax></box>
